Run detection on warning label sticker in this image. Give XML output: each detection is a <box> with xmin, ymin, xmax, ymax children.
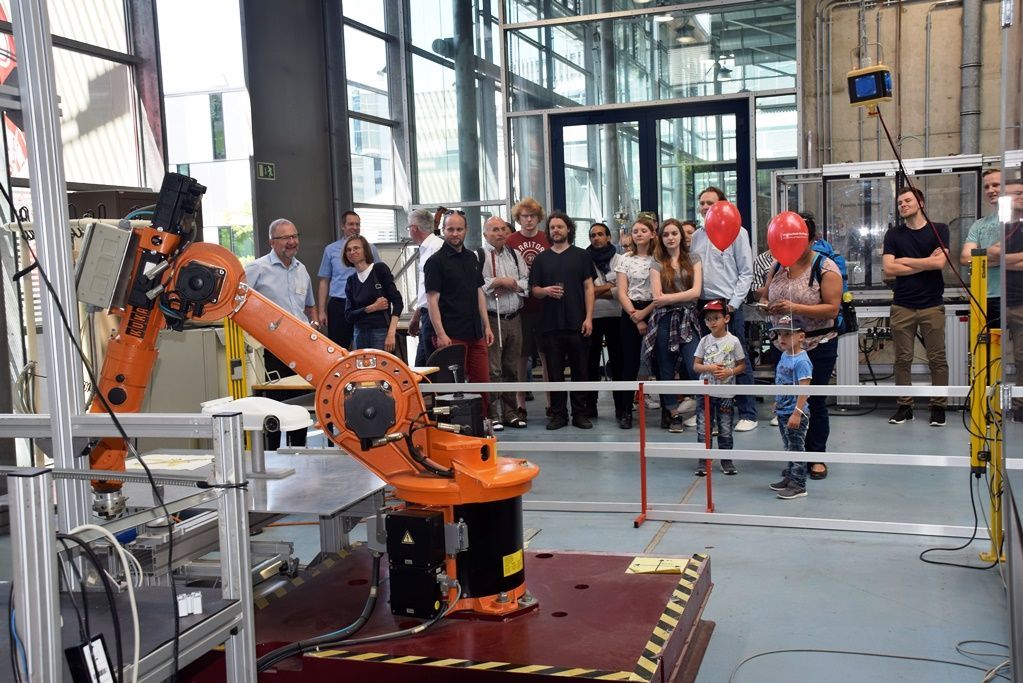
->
<box><xmin>502</xmin><ymin>549</ymin><xmax>523</xmax><ymax>577</ymax></box>
<box><xmin>401</xmin><ymin>531</ymin><xmax>414</xmax><ymax>545</ymax></box>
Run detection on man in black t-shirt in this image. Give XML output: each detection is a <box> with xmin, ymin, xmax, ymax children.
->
<box><xmin>882</xmin><ymin>186</ymin><xmax>950</xmax><ymax>427</ymax></box>
<box><xmin>425</xmin><ymin>211</ymin><xmax>494</xmax><ymax>385</ymax></box>
<box><xmin>529</xmin><ymin>211</ymin><xmax>594</xmax><ymax>430</ymax></box>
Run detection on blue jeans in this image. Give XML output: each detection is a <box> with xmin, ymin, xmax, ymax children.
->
<box><xmin>698</xmin><ymin>302</ymin><xmax>757</xmax><ymax>421</ymax></box>
<box><xmin>779</xmin><ymin>412</ymin><xmax>810</xmax><ymax>488</ymax></box>
<box><xmin>696</xmin><ymin>397</ymin><xmax>735</xmax><ymax>450</ymax></box>
<box><xmin>354</xmin><ymin>325</ymin><xmax>387</xmax><ymax>351</ymax></box>
<box><xmin>805</xmin><ymin>339</ymin><xmax>838</xmax><ymax>454</ymax></box>
<box><xmin>654</xmin><ymin>322</ymin><xmax>699</xmax><ymax>412</ymax></box>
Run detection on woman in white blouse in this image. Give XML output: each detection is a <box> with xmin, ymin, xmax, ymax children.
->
<box><xmin>614</xmin><ymin>218</ymin><xmax>659</xmax><ymax>429</ymax></box>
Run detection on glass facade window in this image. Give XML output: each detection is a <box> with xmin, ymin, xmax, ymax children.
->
<box><xmin>51</xmin><ymin>48</ymin><xmax>139</xmax><ymax>187</ymax></box>
<box><xmin>354</xmin><ymin>206</ymin><xmax>399</xmax><ymax>243</ymax></box>
<box><xmin>158</xmin><ymin>0</ymin><xmax>255</xmax><ymax>259</ymax></box>
<box><xmin>509</xmin><ymin>115</ymin><xmax>547</xmax><ymax>209</ymax></box>
<box><xmin>345</xmin><ymin>26</ymin><xmax>391</xmax><ymax>118</ymax></box>
<box><xmin>756</xmin><ymin>95</ymin><xmax>798</xmax><ymax>160</ymax></box>
<box><xmin>350</xmin><ymin>118</ymin><xmax>396</xmax><ymax>206</ymax></box>
<box><xmin>42</xmin><ymin>0</ymin><xmax>129</xmax><ymax>54</ymax></box>
<box><xmin>343</xmin><ymin>0</ymin><xmax>386</xmax><ymax>31</ymax></box>
<box><xmin>505</xmin><ymin>2</ymin><xmax>796</xmax><ymax>112</ymax></box>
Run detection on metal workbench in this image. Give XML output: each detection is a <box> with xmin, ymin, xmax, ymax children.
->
<box><xmin>124</xmin><ymin>451</ymin><xmax>386</xmax><ymax>553</ymax></box>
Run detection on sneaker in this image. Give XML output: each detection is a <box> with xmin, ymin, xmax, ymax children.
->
<box><xmin>769</xmin><ymin>477</ymin><xmax>790</xmax><ymax>491</ymax></box>
<box><xmin>734</xmin><ymin>419</ymin><xmax>758</xmax><ymax>432</ymax></box>
<box><xmin>889</xmin><ymin>404</ymin><xmax>913</xmax><ymax>424</ymax></box>
<box><xmin>492</xmin><ymin>420</ymin><xmax>504</xmax><ymax>432</ymax></box>
<box><xmin>644</xmin><ymin>394</ymin><xmax>660</xmax><ymax>410</ymax></box>
<box><xmin>617</xmin><ymin>413</ymin><xmax>633</xmax><ymax>429</ymax></box>
<box><xmin>572</xmin><ymin>415</ymin><xmax>593</xmax><ymax>430</ymax></box>
<box><xmin>695</xmin><ymin>462</ymin><xmax>707</xmax><ymax>477</ymax></box>
<box><xmin>525</xmin><ymin>392</ymin><xmax>535</xmax><ymax>402</ymax></box>
<box><xmin>929</xmin><ymin>406</ymin><xmax>946</xmax><ymax>426</ymax></box>
<box><xmin>684</xmin><ymin>415</ymin><xmax>698</xmax><ymax>428</ymax></box>
<box><xmin>769</xmin><ymin>415</ymin><xmax>779</xmax><ymax>427</ymax></box>
<box><xmin>720</xmin><ymin>459</ymin><xmax>737</xmax><ymax>475</ymax></box>
<box><xmin>776</xmin><ymin>485</ymin><xmax>808</xmax><ymax>500</ymax></box>
<box><xmin>546</xmin><ymin>416</ymin><xmax>568</xmax><ymax>430</ymax></box>
<box><xmin>677</xmin><ymin>398</ymin><xmax>698</xmax><ymax>414</ymax></box>
<box><xmin>668</xmin><ymin>414</ymin><xmax>686</xmax><ymax>434</ymax></box>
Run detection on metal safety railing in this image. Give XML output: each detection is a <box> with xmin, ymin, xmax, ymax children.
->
<box><xmin>420</xmin><ymin>379</ymin><xmax>1021</xmax><ymax>539</ymax></box>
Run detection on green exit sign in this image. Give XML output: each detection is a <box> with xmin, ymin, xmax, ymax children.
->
<box><xmin>256</xmin><ymin>162</ymin><xmax>276</xmax><ymax>180</ymax></box>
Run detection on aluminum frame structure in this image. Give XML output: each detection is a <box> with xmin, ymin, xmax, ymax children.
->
<box><xmin>6</xmin><ymin>411</ymin><xmax>256</xmax><ymax>682</ymax></box>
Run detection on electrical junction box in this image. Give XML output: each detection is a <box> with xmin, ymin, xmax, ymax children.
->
<box><xmin>385</xmin><ymin>508</ymin><xmax>445</xmax><ymax>568</ymax></box>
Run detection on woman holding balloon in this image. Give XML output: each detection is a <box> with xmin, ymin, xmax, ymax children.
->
<box><xmin>760</xmin><ymin>211</ymin><xmax>842</xmax><ymax>480</ymax></box>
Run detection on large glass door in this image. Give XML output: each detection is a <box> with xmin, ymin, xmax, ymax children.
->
<box><xmin>550</xmin><ymin>98</ymin><xmax>751</xmax><ymax>246</ymax></box>
<box><xmin>560</xmin><ymin>121</ymin><xmax>642</xmax><ymax>233</ymax></box>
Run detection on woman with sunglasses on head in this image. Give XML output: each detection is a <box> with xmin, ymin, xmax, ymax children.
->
<box><xmin>645</xmin><ymin>219</ymin><xmax>703</xmax><ymax>432</ymax></box>
<box><xmin>614</xmin><ymin>217</ymin><xmax>660</xmax><ymax>429</ymax></box>
<box><xmin>343</xmin><ymin>235</ymin><xmax>404</xmax><ymax>352</ymax></box>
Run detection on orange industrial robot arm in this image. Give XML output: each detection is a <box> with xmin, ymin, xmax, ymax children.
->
<box><xmin>88</xmin><ymin>174</ymin><xmax>539</xmax><ymax>617</ymax></box>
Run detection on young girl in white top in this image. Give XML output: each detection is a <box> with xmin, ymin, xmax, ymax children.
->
<box><xmin>614</xmin><ymin>218</ymin><xmax>659</xmax><ymax>429</ymax></box>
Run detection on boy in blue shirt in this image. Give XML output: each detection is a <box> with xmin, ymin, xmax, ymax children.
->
<box><xmin>768</xmin><ymin>315</ymin><xmax>814</xmax><ymax>499</ymax></box>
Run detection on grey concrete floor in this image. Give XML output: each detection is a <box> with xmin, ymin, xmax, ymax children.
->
<box><xmin>7</xmin><ymin>394</ymin><xmax>1012</xmax><ymax>681</ymax></box>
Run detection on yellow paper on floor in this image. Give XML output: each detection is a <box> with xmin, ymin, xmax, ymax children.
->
<box><xmin>627</xmin><ymin>557</ymin><xmax>689</xmax><ymax>574</ymax></box>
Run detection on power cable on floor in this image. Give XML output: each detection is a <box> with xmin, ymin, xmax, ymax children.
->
<box><xmin>728</xmin><ymin>647</ymin><xmax>1011</xmax><ymax>682</ymax></box>
<box><xmin>918</xmin><ymin>474</ymin><xmax>998</xmax><ymax>571</ymax></box>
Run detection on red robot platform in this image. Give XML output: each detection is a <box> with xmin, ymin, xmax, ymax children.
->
<box><xmin>184</xmin><ymin>546</ymin><xmax>713</xmax><ymax>682</ymax></box>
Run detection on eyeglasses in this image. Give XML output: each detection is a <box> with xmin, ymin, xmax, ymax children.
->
<box><xmin>271</xmin><ymin>233</ymin><xmax>299</xmax><ymax>241</ymax></box>
<box><xmin>444</xmin><ymin>209</ymin><xmax>466</xmax><ymax>216</ymax></box>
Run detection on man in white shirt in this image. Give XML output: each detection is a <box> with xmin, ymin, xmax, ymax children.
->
<box><xmin>245</xmin><ymin>218</ymin><xmax>316</xmax><ymax>449</ymax></box>
<box><xmin>479</xmin><ymin>216</ymin><xmax>530</xmax><ymax>429</ymax></box>
<box><xmin>690</xmin><ymin>186</ymin><xmax>758</xmax><ymax>431</ymax></box>
<box><xmin>407</xmin><ymin>208</ymin><xmax>445</xmax><ymax>366</ymax></box>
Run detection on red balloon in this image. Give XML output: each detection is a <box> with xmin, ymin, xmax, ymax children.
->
<box><xmin>767</xmin><ymin>211</ymin><xmax>809</xmax><ymax>267</ymax></box>
<box><xmin>704</xmin><ymin>201</ymin><xmax>742</xmax><ymax>251</ymax></box>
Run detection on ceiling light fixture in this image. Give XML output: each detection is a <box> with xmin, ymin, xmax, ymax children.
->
<box><xmin>654</xmin><ymin>13</ymin><xmax>674</xmax><ymax>23</ymax></box>
<box><xmin>676</xmin><ymin>24</ymin><xmax>697</xmax><ymax>44</ymax></box>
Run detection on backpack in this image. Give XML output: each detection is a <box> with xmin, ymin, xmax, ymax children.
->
<box><xmin>772</xmin><ymin>242</ymin><xmax>858</xmax><ymax>336</ymax></box>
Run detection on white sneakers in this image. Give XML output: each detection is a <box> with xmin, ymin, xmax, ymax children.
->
<box><xmin>734</xmin><ymin>419</ymin><xmax>758</xmax><ymax>432</ymax></box>
<box><xmin>677</xmin><ymin>398</ymin><xmax>698</xmax><ymax>414</ymax></box>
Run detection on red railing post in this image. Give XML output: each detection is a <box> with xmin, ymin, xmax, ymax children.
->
<box><xmin>634</xmin><ymin>382</ymin><xmax>648</xmax><ymax>527</ymax></box>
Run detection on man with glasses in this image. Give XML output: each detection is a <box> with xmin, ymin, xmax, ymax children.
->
<box><xmin>317</xmin><ymin>210</ymin><xmax>380</xmax><ymax>348</ymax></box>
<box><xmin>480</xmin><ymin>216</ymin><xmax>530</xmax><ymax>429</ymax></box>
<box><xmin>506</xmin><ymin>197</ymin><xmax>551</xmax><ymax>422</ymax></box>
<box><xmin>407</xmin><ymin>208</ymin><xmax>445</xmax><ymax>365</ymax></box>
<box><xmin>245</xmin><ymin>218</ymin><xmax>317</xmax><ymax>449</ymax></box>
<box><xmin>425</xmin><ymin>210</ymin><xmax>494</xmax><ymax>386</ymax></box>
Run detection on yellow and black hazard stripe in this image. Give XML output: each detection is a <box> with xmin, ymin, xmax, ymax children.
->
<box><xmin>632</xmin><ymin>553</ymin><xmax>709</xmax><ymax>682</ymax></box>
<box><xmin>254</xmin><ymin>546</ymin><xmax>354</xmax><ymax>611</ymax></box>
<box><xmin>307</xmin><ymin>649</ymin><xmax>638</xmax><ymax>680</ymax></box>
